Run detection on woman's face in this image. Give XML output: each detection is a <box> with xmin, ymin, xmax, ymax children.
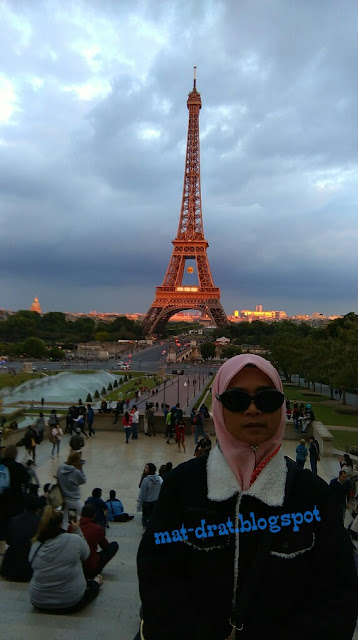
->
<box><xmin>222</xmin><ymin>367</ymin><xmax>281</xmax><ymax>446</ymax></box>
<box><xmin>144</xmin><ymin>464</ymin><xmax>149</xmax><ymax>474</ymax></box>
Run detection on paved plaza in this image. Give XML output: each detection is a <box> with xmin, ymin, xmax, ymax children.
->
<box><xmin>0</xmin><ymin>425</ymin><xmax>357</xmax><ymax>640</ymax></box>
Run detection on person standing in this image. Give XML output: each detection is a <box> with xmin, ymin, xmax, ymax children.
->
<box><xmin>146</xmin><ymin>404</ymin><xmax>156</xmax><ymax>437</ymax></box>
<box><xmin>73</xmin><ymin>413</ymin><xmax>89</xmax><ymax>439</ymax></box>
<box><xmin>123</xmin><ymin>411</ymin><xmax>132</xmax><ymax>444</ymax></box>
<box><xmin>130</xmin><ymin>405</ymin><xmax>140</xmax><ymax>440</ymax></box>
<box><xmin>87</xmin><ymin>404</ymin><xmax>95</xmax><ymax>437</ymax></box>
<box><xmin>23</xmin><ymin>425</ymin><xmax>38</xmax><ymax>463</ymax></box>
<box><xmin>175</xmin><ymin>419</ymin><xmax>186</xmax><ymax>453</ymax></box>
<box><xmin>137</xmin><ymin>353</ymin><xmax>358</xmax><ymax>640</ymax></box>
<box><xmin>51</xmin><ymin>423</ymin><xmax>63</xmax><ymax>459</ymax></box>
<box><xmin>57</xmin><ymin>451</ymin><xmax>86</xmax><ymax>528</ymax></box>
<box><xmin>137</xmin><ymin>463</ymin><xmax>163</xmax><ymax>528</ymax></box>
<box><xmin>295</xmin><ymin>439</ymin><xmax>308</xmax><ymax>470</ymax></box>
<box><xmin>308</xmin><ymin>436</ymin><xmax>320</xmax><ymax>475</ymax></box>
<box><xmin>35</xmin><ymin>413</ymin><xmax>46</xmax><ymax>444</ymax></box>
<box><xmin>194</xmin><ymin>410</ymin><xmax>207</xmax><ymax>445</ymax></box>
<box><xmin>330</xmin><ymin>469</ymin><xmax>351</xmax><ymax>521</ymax></box>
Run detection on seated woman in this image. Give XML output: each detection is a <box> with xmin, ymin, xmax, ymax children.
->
<box><xmin>28</xmin><ymin>506</ymin><xmax>103</xmax><ymax>612</ymax></box>
<box><xmin>105</xmin><ymin>489</ymin><xmax>134</xmax><ymax>522</ymax></box>
<box><xmin>137</xmin><ymin>354</ymin><xmax>358</xmax><ymax>640</ymax></box>
<box><xmin>0</xmin><ymin>495</ymin><xmax>42</xmax><ymax>582</ymax></box>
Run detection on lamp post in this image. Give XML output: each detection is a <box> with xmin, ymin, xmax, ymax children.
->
<box><xmin>186</xmin><ymin>375</ymin><xmax>189</xmax><ymax>406</ymax></box>
<box><xmin>163</xmin><ymin>378</ymin><xmax>167</xmax><ymax>406</ymax></box>
<box><xmin>193</xmin><ymin>377</ymin><xmax>197</xmax><ymax>399</ymax></box>
<box><xmin>177</xmin><ymin>375</ymin><xmax>180</xmax><ymax>404</ymax></box>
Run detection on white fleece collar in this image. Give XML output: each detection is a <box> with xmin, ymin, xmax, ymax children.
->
<box><xmin>206</xmin><ymin>446</ymin><xmax>287</xmax><ymax>506</ymax></box>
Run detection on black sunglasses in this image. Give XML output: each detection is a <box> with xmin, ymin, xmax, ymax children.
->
<box><xmin>216</xmin><ymin>388</ymin><xmax>284</xmax><ymax>413</ymax></box>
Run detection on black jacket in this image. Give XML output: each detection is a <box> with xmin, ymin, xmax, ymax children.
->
<box><xmin>0</xmin><ymin>511</ymin><xmax>40</xmax><ymax>581</ymax></box>
<box><xmin>137</xmin><ymin>449</ymin><xmax>358</xmax><ymax>640</ymax></box>
<box><xmin>0</xmin><ymin>457</ymin><xmax>30</xmax><ymax>519</ymax></box>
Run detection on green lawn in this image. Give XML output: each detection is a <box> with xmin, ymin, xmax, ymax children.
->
<box><xmin>330</xmin><ymin>430</ymin><xmax>358</xmax><ymax>452</ymax></box>
<box><xmin>283</xmin><ymin>384</ymin><xmax>358</xmax><ymax>429</ymax></box>
<box><xmin>105</xmin><ymin>373</ymin><xmax>164</xmax><ymax>403</ymax></box>
<box><xmin>0</xmin><ymin>372</ymin><xmax>48</xmax><ymax>389</ymax></box>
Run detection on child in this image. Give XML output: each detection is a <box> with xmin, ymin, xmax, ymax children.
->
<box><xmin>175</xmin><ymin>420</ymin><xmax>186</xmax><ymax>453</ymax></box>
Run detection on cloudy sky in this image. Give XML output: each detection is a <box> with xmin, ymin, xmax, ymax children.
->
<box><xmin>1</xmin><ymin>0</ymin><xmax>358</xmax><ymax>317</ymax></box>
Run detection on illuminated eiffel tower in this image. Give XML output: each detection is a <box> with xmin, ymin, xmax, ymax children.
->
<box><xmin>142</xmin><ymin>68</ymin><xmax>228</xmax><ymax>336</ymax></box>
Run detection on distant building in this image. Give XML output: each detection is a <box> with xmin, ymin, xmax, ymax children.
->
<box><xmin>30</xmin><ymin>297</ymin><xmax>42</xmax><ymax>313</ymax></box>
<box><xmin>228</xmin><ymin>306</ymin><xmax>287</xmax><ymax>322</ymax></box>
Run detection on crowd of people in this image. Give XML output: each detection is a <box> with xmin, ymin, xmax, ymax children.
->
<box><xmin>0</xmin><ymin>441</ymin><xmax>139</xmax><ymax>613</ymax></box>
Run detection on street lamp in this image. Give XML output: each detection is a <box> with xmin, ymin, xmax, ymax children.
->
<box><xmin>163</xmin><ymin>378</ymin><xmax>167</xmax><ymax>406</ymax></box>
<box><xmin>193</xmin><ymin>377</ymin><xmax>197</xmax><ymax>399</ymax></box>
<box><xmin>177</xmin><ymin>375</ymin><xmax>180</xmax><ymax>404</ymax></box>
<box><xmin>186</xmin><ymin>375</ymin><xmax>189</xmax><ymax>406</ymax></box>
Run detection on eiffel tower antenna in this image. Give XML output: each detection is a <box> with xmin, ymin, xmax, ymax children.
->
<box><xmin>142</xmin><ymin>68</ymin><xmax>228</xmax><ymax>336</ymax></box>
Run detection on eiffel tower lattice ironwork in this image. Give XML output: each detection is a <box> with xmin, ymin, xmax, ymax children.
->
<box><xmin>142</xmin><ymin>68</ymin><xmax>228</xmax><ymax>336</ymax></box>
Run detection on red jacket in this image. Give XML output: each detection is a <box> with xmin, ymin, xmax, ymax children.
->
<box><xmin>79</xmin><ymin>516</ymin><xmax>109</xmax><ymax>574</ymax></box>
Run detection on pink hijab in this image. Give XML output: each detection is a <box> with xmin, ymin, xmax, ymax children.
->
<box><xmin>212</xmin><ymin>354</ymin><xmax>286</xmax><ymax>491</ymax></box>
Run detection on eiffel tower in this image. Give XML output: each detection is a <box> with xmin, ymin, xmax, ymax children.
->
<box><xmin>142</xmin><ymin>68</ymin><xmax>228</xmax><ymax>336</ymax></box>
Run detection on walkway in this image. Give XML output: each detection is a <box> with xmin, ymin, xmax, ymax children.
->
<box><xmin>0</xmin><ymin>430</ymin><xmax>357</xmax><ymax>639</ymax></box>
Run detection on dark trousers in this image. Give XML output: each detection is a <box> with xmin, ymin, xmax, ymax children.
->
<box><xmin>296</xmin><ymin>460</ymin><xmax>305</xmax><ymax>470</ymax></box>
<box><xmin>142</xmin><ymin>501</ymin><xmax>157</xmax><ymax>528</ymax></box>
<box><xmin>310</xmin><ymin>456</ymin><xmax>318</xmax><ymax>475</ymax></box>
<box><xmin>84</xmin><ymin>541</ymin><xmax>119</xmax><ymax>579</ymax></box>
<box><xmin>33</xmin><ymin>580</ymin><xmax>100</xmax><ymax>613</ymax></box>
<box><xmin>88</xmin><ymin>421</ymin><xmax>95</xmax><ymax>436</ymax></box>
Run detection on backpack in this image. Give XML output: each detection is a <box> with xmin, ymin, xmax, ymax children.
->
<box><xmin>193</xmin><ymin>415</ymin><xmax>199</xmax><ymax>425</ymax></box>
<box><xmin>0</xmin><ymin>463</ymin><xmax>10</xmax><ymax>494</ymax></box>
<box><xmin>166</xmin><ymin>412</ymin><xmax>172</xmax><ymax>425</ymax></box>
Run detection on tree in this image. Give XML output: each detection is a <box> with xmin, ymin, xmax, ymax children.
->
<box><xmin>113</xmin><ymin>379</ymin><xmax>118</xmax><ymax>388</ymax></box>
<box><xmin>94</xmin><ymin>389</ymin><xmax>100</xmax><ymax>399</ymax></box>
<box><xmin>107</xmin><ymin>383</ymin><xmax>113</xmax><ymax>391</ymax></box>
<box><xmin>101</xmin><ymin>387</ymin><xmax>106</xmax><ymax>395</ymax></box>
<box><xmin>221</xmin><ymin>345</ymin><xmax>242</xmax><ymax>359</ymax></box>
<box><xmin>21</xmin><ymin>337</ymin><xmax>47</xmax><ymax>358</ymax></box>
<box><xmin>200</xmin><ymin>342</ymin><xmax>216</xmax><ymax>360</ymax></box>
<box><xmin>86</xmin><ymin>393</ymin><xmax>93</xmax><ymax>402</ymax></box>
<box><xmin>95</xmin><ymin>331</ymin><xmax>112</xmax><ymax>342</ymax></box>
<box><xmin>48</xmin><ymin>347</ymin><xmax>66</xmax><ymax>360</ymax></box>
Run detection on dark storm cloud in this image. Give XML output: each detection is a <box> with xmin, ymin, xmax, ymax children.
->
<box><xmin>0</xmin><ymin>0</ymin><xmax>358</xmax><ymax>315</ymax></box>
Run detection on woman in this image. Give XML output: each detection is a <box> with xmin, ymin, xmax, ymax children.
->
<box><xmin>123</xmin><ymin>411</ymin><xmax>132</xmax><ymax>444</ymax></box>
<box><xmin>50</xmin><ymin>422</ymin><xmax>63</xmax><ymax>458</ymax></box>
<box><xmin>28</xmin><ymin>506</ymin><xmax>103</xmax><ymax>612</ymax></box>
<box><xmin>340</xmin><ymin>453</ymin><xmax>354</xmax><ymax>477</ymax></box>
<box><xmin>174</xmin><ymin>419</ymin><xmax>186</xmax><ymax>453</ymax></box>
<box><xmin>137</xmin><ymin>354</ymin><xmax>358</xmax><ymax>640</ymax></box>
<box><xmin>57</xmin><ymin>451</ymin><xmax>86</xmax><ymax>528</ymax></box>
<box><xmin>295</xmin><ymin>438</ymin><xmax>308</xmax><ymax>470</ymax></box>
<box><xmin>137</xmin><ymin>463</ymin><xmax>163</xmax><ymax>529</ymax></box>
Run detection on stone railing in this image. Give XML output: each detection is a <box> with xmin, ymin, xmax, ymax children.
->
<box><xmin>313</xmin><ymin>421</ymin><xmax>333</xmax><ymax>457</ymax></box>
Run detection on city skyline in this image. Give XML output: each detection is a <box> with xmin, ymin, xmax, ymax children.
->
<box><xmin>1</xmin><ymin>1</ymin><xmax>358</xmax><ymax>317</ymax></box>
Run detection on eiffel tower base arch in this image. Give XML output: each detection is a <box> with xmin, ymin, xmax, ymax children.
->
<box><xmin>142</xmin><ymin>295</ymin><xmax>228</xmax><ymax>336</ymax></box>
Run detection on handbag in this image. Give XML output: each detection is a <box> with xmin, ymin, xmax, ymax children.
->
<box><xmin>47</xmin><ymin>482</ymin><xmax>64</xmax><ymax>509</ymax></box>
